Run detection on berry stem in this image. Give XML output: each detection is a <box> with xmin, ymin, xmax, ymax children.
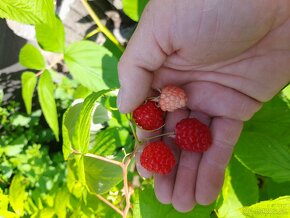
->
<box><xmin>142</xmin><ymin>131</ymin><xmax>175</xmax><ymax>142</ymax></box>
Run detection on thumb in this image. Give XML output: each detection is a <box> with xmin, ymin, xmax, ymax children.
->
<box><xmin>117</xmin><ymin>4</ymin><xmax>166</xmax><ymax>113</ymax></box>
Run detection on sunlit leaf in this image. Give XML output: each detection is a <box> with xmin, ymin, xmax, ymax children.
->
<box><xmin>0</xmin><ymin>0</ymin><xmax>55</xmax><ymax>26</ymax></box>
<box><xmin>19</xmin><ymin>44</ymin><xmax>45</xmax><ymax>70</ymax></box>
<box><xmin>21</xmin><ymin>72</ymin><xmax>37</xmax><ymax>114</ymax></box>
<box><xmin>122</xmin><ymin>0</ymin><xmax>148</xmax><ymax>22</ymax></box>
<box><xmin>38</xmin><ymin>70</ymin><xmax>59</xmax><ymax>141</ymax></box>
<box><xmin>72</xmin><ymin>90</ymin><xmax>111</xmax><ymax>153</ymax></box>
<box><xmin>36</xmin><ymin>16</ymin><xmax>65</xmax><ymax>53</ymax></box>
<box><xmin>64</xmin><ymin>40</ymin><xmax>119</xmax><ymax>91</ymax></box>
<box><xmin>9</xmin><ymin>175</ymin><xmax>27</xmax><ymax>216</ymax></box>
<box><xmin>240</xmin><ymin>196</ymin><xmax>290</xmax><ymax>218</ymax></box>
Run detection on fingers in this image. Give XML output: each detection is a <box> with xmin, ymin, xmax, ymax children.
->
<box><xmin>154</xmin><ymin>109</ymin><xmax>189</xmax><ymax>204</ymax></box>
<box><xmin>171</xmin><ymin>111</ymin><xmax>211</xmax><ymax>212</ymax></box>
<box><xmin>195</xmin><ymin>117</ymin><xmax>243</xmax><ymax>205</ymax></box>
<box><xmin>117</xmin><ymin>3</ymin><xmax>166</xmax><ymax>113</ymax></box>
<box><xmin>184</xmin><ymin>82</ymin><xmax>262</xmax><ymax>121</ymax></box>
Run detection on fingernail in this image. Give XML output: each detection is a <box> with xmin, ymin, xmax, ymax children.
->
<box><xmin>117</xmin><ymin>88</ymin><xmax>123</xmax><ymax>110</ymax></box>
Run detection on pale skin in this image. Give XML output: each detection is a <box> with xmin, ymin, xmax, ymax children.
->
<box><xmin>118</xmin><ymin>0</ymin><xmax>290</xmax><ymax>212</ymax></box>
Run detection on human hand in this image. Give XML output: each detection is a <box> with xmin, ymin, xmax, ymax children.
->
<box><xmin>118</xmin><ymin>0</ymin><xmax>290</xmax><ymax>212</ymax></box>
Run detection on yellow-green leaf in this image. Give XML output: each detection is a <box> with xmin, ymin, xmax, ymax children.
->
<box><xmin>240</xmin><ymin>196</ymin><xmax>290</xmax><ymax>218</ymax></box>
<box><xmin>19</xmin><ymin>44</ymin><xmax>45</xmax><ymax>70</ymax></box>
<box><xmin>21</xmin><ymin>72</ymin><xmax>37</xmax><ymax>114</ymax></box>
<box><xmin>37</xmin><ymin>70</ymin><xmax>59</xmax><ymax>141</ymax></box>
<box><xmin>9</xmin><ymin>175</ymin><xmax>27</xmax><ymax>216</ymax></box>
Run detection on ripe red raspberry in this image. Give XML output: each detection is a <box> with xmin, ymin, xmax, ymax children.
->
<box><xmin>140</xmin><ymin>141</ymin><xmax>176</xmax><ymax>174</ymax></box>
<box><xmin>159</xmin><ymin>85</ymin><xmax>187</xmax><ymax>112</ymax></box>
<box><xmin>133</xmin><ymin>101</ymin><xmax>164</xmax><ymax>130</ymax></box>
<box><xmin>175</xmin><ymin>118</ymin><xmax>212</xmax><ymax>152</ymax></box>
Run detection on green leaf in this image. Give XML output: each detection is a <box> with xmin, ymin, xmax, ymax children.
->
<box><xmin>133</xmin><ymin>187</ymin><xmax>214</xmax><ymax>218</ymax></box>
<box><xmin>36</xmin><ymin>16</ymin><xmax>65</xmax><ymax>53</ymax></box>
<box><xmin>90</xmin><ymin>127</ymin><xmax>120</xmax><ymax>156</ymax></box>
<box><xmin>0</xmin><ymin>0</ymin><xmax>55</xmax><ymax>25</ymax></box>
<box><xmin>72</xmin><ymin>90</ymin><xmax>111</xmax><ymax>153</ymax></box>
<box><xmin>260</xmin><ymin>178</ymin><xmax>290</xmax><ymax>201</ymax></box>
<box><xmin>0</xmin><ymin>89</ymin><xmax>3</xmax><ymax>105</ymax></box>
<box><xmin>9</xmin><ymin>175</ymin><xmax>27</xmax><ymax>216</ymax></box>
<box><xmin>0</xmin><ymin>210</ymin><xmax>18</xmax><ymax>218</ymax></box>
<box><xmin>82</xmin><ymin>155</ymin><xmax>122</xmax><ymax>194</ymax></box>
<box><xmin>240</xmin><ymin>196</ymin><xmax>290</xmax><ymax>218</ymax></box>
<box><xmin>217</xmin><ymin>157</ymin><xmax>259</xmax><ymax>218</ymax></box>
<box><xmin>19</xmin><ymin>44</ymin><xmax>45</xmax><ymax>70</ymax></box>
<box><xmin>122</xmin><ymin>0</ymin><xmax>148</xmax><ymax>22</ymax></box>
<box><xmin>235</xmin><ymin>95</ymin><xmax>290</xmax><ymax>182</ymax></box>
<box><xmin>21</xmin><ymin>72</ymin><xmax>37</xmax><ymax>114</ymax></box>
<box><xmin>54</xmin><ymin>187</ymin><xmax>70</xmax><ymax>218</ymax></box>
<box><xmin>37</xmin><ymin>70</ymin><xmax>59</xmax><ymax>141</ymax></box>
<box><xmin>64</xmin><ymin>40</ymin><xmax>119</xmax><ymax>91</ymax></box>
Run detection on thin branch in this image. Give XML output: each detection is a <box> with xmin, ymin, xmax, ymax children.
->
<box><xmin>85</xmin><ymin>27</ymin><xmax>101</xmax><ymax>39</ymax></box>
<box><xmin>84</xmin><ymin>153</ymin><xmax>123</xmax><ymax>167</ymax></box>
<box><xmin>96</xmin><ymin>194</ymin><xmax>123</xmax><ymax>216</ymax></box>
<box><xmin>81</xmin><ymin>0</ymin><xmax>124</xmax><ymax>52</ymax></box>
<box><xmin>36</xmin><ymin>55</ymin><xmax>63</xmax><ymax>77</ymax></box>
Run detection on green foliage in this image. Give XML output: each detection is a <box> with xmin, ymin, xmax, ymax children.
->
<box><xmin>217</xmin><ymin>157</ymin><xmax>259</xmax><ymax>218</ymax></box>
<box><xmin>9</xmin><ymin>175</ymin><xmax>27</xmax><ymax>216</ymax></box>
<box><xmin>37</xmin><ymin>70</ymin><xmax>59</xmax><ymax>141</ymax></box>
<box><xmin>133</xmin><ymin>187</ymin><xmax>214</xmax><ymax>217</ymax></box>
<box><xmin>19</xmin><ymin>44</ymin><xmax>46</xmax><ymax>70</ymax></box>
<box><xmin>64</xmin><ymin>40</ymin><xmax>119</xmax><ymax>91</ymax></box>
<box><xmin>1</xmin><ymin>0</ymin><xmax>290</xmax><ymax>217</ymax></box>
<box><xmin>0</xmin><ymin>0</ymin><xmax>55</xmax><ymax>25</ymax></box>
<box><xmin>235</xmin><ymin>95</ymin><xmax>290</xmax><ymax>182</ymax></box>
<box><xmin>83</xmin><ymin>155</ymin><xmax>123</xmax><ymax>194</ymax></box>
<box><xmin>21</xmin><ymin>72</ymin><xmax>37</xmax><ymax>114</ymax></box>
<box><xmin>240</xmin><ymin>196</ymin><xmax>290</xmax><ymax>218</ymax></box>
<box><xmin>123</xmin><ymin>0</ymin><xmax>148</xmax><ymax>22</ymax></box>
<box><xmin>35</xmin><ymin>16</ymin><xmax>65</xmax><ymax>53</ymax></box>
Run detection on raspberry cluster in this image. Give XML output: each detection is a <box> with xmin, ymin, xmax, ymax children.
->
<box><xmin>132</xmin><ymin>85</ymin><xmax>212</xmax><ymax>174</ymax></box>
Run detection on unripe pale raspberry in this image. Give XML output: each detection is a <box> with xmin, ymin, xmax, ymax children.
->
<box><xmin>159</xmin><ymin>85</ymin><xmax>187</xmax><ymax>112</ymax></box>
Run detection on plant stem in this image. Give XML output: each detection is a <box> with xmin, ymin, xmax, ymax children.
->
<box><xmin>85</xmin><ymin>27</ymin><xmax>101</xmax><ymax>39</ymax></box>
<box><xmin>122</xmin><ymin>159</ymin><xmax>132</xmax><ymax>217</ymax></box>
<box><xmin>85</xmin><ymin>153</ymin><xmax>123</xmax><ymax>167</ymax></box>
<box><xmin>142</xmin><ymin>131</ymin><xmax>175</xmax><ymax>142</ymax></box>
<box><xmin>96</xmin><ymin>194</ymin><xmax>123</xmax><ymax>216</ymax></box>
<box><xmin>36</xmin><ymin>55</ymin><xmax>63</xmax><ymax>77</ymax></box>
<box><xmin>81</xmin><ymin>0</ymin><xmax>124</xmax><ymax>52</ymax></box>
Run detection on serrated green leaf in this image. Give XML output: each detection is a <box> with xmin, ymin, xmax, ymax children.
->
<box><xmin>62</xmin><ymin>101</ymin><xmax>83</xmax><ymax>160</ymax></box>
<box><xmin>90</xmin><ymin>127</ymin><xmax>119</xmax><ymax>156</ymax></box>
<box><xmin>235</xmin><ymin>95</ymin><xmax>290</xmax><ymax>182</ymax></box>
<box><xmin>37</xmin><ymin>70</ymin><xmax>59</xmax><ymax>141</ymax></box>
<box><xmin>64</xmin><ymin>40</ymin><xmax>119</xmax><ymax>91</ymax></box>
<box><xmin>240</xmin><ymin>196</ymin><xmax>290</xmax><ymax>218</ymax></box>
<box><xmin>133</xmin><ymin>187</ymin><xmax>214</xmax><ymax>218</ymax></box>
<box><xmin>260</xmin><ymin>178</ymin><xmax>290</xmax><ymax>201</ymax></box>
<box><xmin>122</xmin><ymin>0</ymin><xmax>148</xmax><ymax>22</ymax></box>
<box><xmin>36</xmin><ymin>16</ymin><xmax>65</xmax><ymax>53</ymax></box>
<box><xmin>217</xmin><ymin>157</ymin><xmax>259</xmax><ymax>218</ymax></box>
<box><xmin>9</xmin><ymin>175</ymin><xmax>27</xmax><ymax>216</ymax></box>
<box><xmin>0</xmin><ymin>0</ymin><xmax>55</xmax><ymax>26</ymax></box>
<box><xmin>72</xmin><ymin>90</ymin><xmax>111</xmax><ymax>153</ymax></box>
<box><xmin>21</xmin><ymin>71</ymin><xmax>37</xmax><ymax>114</ymax></box>
<box><xmin>82</xmin><ymin>155</ymin><xmax>122</xmax><ymax>194</ymax></box>
<box><xmin>54</xmin><ymin>187</ymin><xmax>70</xmax><ymax>218</ymax></box>
<box><xmin>19</xmin><ymin>44</ymin><xmax>45</xmax><ymax>70</ymax></box>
